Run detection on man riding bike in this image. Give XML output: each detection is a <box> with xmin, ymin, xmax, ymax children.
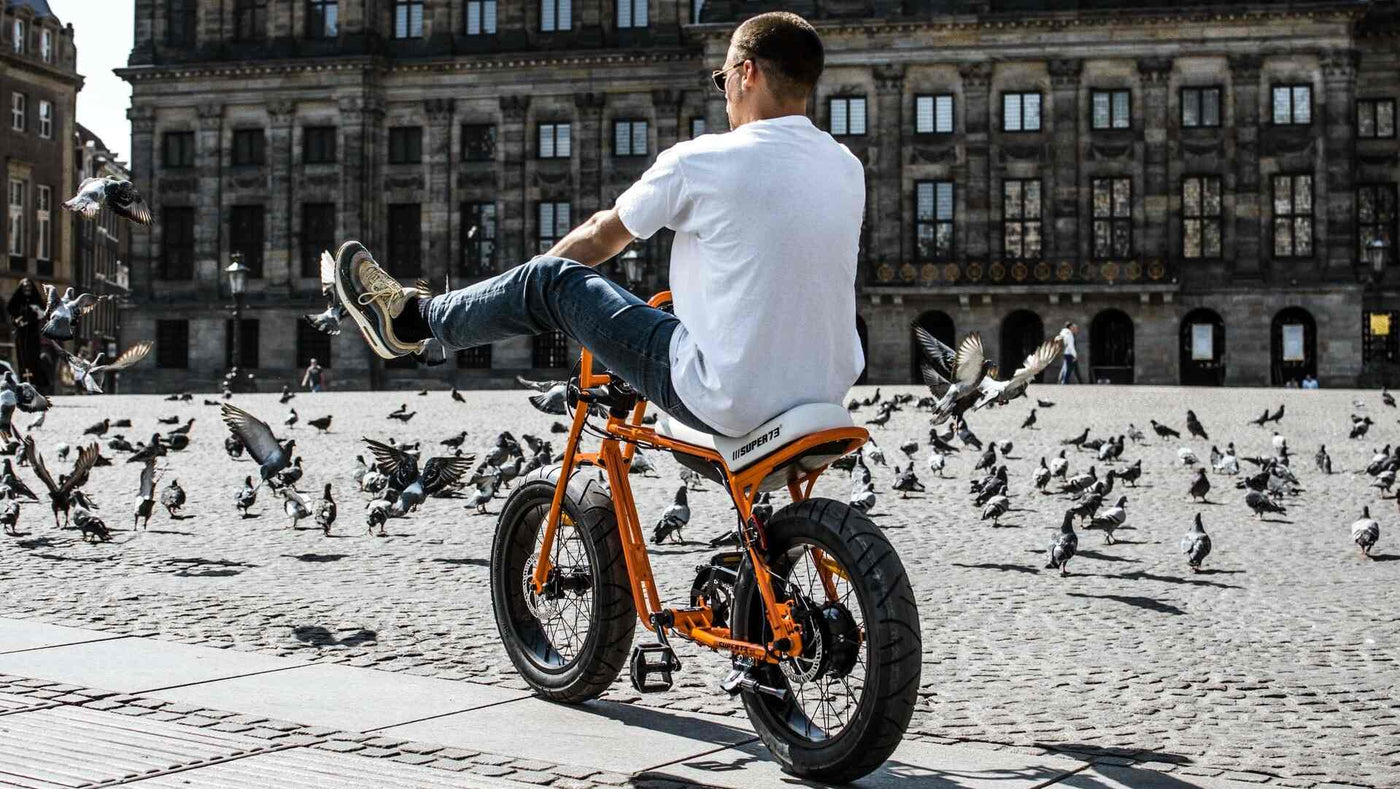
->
<box><xmin>336</xmin><ymin>11</ymin><xmax>864</xmax><ymax>437</ymax></box>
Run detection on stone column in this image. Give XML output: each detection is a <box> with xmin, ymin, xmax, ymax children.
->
<box><xmin>1228</xmin><ymin>53</ymin><xmax>1263</xmax><ymax>280</ymax></box>
<box><xmin>1047</xmin><ymin>58</ymin><xmax>1082</xmax><ymax>266</ymax></box>
<box><xmin>651</xmin><ymin>88</ymin><xmax>682</xmax><ymax>155</ymax></box>
<box><xmin>195</xmin><ymin>102</ymin><xmax>223</xmax><ymax>295</ymax></box>
<box><xmin>425</xmin><ymin>98</ymin><xmax>456</xmax><ymax>287</ymax></box>
<box><xmin>127</xmin><ymin>105</ymin><xmax>156</xmax><ymax>301</ymax></box>
<box><xmin>266</xmin><ymin>100</ymin><xmax>296</xmax><ymax>292</ymax></box>
<box><xmin>338</xmin><ymin>96</ymin><xmax>368</xmax><ymax>255</ymax></box>
<box><xmin>499</xmin><ymin>95</ymin><xmax>531</xmax><ymax>267</ymax></box>
<box><xmin>1320</xmin><ymin>48</ymin><xmax>1360</xmax><ymax>280</ymax></box>
<box><xmin>959</xmin><ymin>62</ymin><xmax>993</xmax><ymax>264</ymax></box>
<box><xmin>575</xmin><ymin>92</ymin><xmax>606</xmax><ymax>217</ymax></box>
<box><xmin>873</xmin><ymin>64</ymin><xmax>905</xmax><ymax>270</ymax></box>
<box><xmin>1137</xmin><ymin>56</ymin><xmax>1173</xmax><ymax>263</ymax></box>
<box><xmin>652</xmin><ymin>0</ymin><xmax>681</xmax><ymax>44</ymax></box>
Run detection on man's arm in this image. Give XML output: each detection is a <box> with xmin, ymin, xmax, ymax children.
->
<box><xmin>543</xmin><ymin>208</ymin><xmax>635</xmax><ymax>267</ymax></box>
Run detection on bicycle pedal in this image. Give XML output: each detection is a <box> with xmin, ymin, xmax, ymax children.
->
<box><xmin>720</xmin><ymin>664</ymin><xmax>789</xmax><ymax>701</ymax></box>
<box><xmin>629</xmin><ymin>643</ymin><xmax>681</xmax><ymax>694</ymax></box>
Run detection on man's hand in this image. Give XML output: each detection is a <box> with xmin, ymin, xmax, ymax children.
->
<box><xmin>543</xmin><ymin>208</ymin><xmax>635</xmax><ymax>267</ymax></box>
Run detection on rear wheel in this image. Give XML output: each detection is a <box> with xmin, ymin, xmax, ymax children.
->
<box><xmin>491</xmin><ymin>467</ymin><xmax>635</xmax><ymax>703</ymax></box>
<box><xmin>731</xmin><ymin>498</ymin><xmax>921</xmax><ymax>783</ymax></box>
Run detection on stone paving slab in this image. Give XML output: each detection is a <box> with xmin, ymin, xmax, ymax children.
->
<box><xmin>641</xmin><ymin>738</ymin><xmax>1091</xmax><ymax>789</ymax></box>
<box><xmin>0</xmin><ymin>637</ymin><xmax>305</xmax><ymax>695</ymax></box>
<box><xmin>120</xmin><ymin>748</ymin><xmax>526</xmax><ymax>788</ymax></box>
<box><xmin>0</xmin><ymin>705</ymin><xmax>275</xmax><ymax>787</ymax></box>
<box><xmin>380</xmin><ymin>696</ymin><xmax>760</xmax><ymax>775</ymax></box>
<box><xmin>0</xmin><ymin>691</ymin><xmax>60</xmax><ymax>716</ymax></box>
<box><xmin>0</xmin><ymin>619</ymin><xmax>128</xmax><ymax>655</ymax></box>
<box><xmin>145</xmin><ymin>662</ymin><xmax>530</xmax><ymax>733</ymax></box>
<box><xmin>1055</xmin><ymin>763</ymin><xmax>1285</xmax><ymax>789</ymax></box>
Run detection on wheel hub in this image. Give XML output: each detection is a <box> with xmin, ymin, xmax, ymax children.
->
<box><xmin>781</xmin><ymin>598</ymin><xmax>862</xmax><ymax>685</ymax></box>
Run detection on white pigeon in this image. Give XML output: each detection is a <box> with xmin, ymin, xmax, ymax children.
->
<box><xmin>849</xmin><ymin>481</ymin><xmax>876</xmax><ymax>513</ymax></box>
<box><xmin>280</xmin><ymin>487</ymin><xmax>311</xmax><ymax>528</ymax></box>
<box><xmin>63</xmin><ymin>177</ymin><xmax>152</xmax><ymax>225</ymax></box>
<box><xmin>1272</xmin><ymin>432</ymin><xmax>1287</xmax><ymax>453</ymax></box>
<box><xmin>284</xmin><ymin>409</ymin><xmax>299</xmax><ymax>429</ymax></box>
<box><xmin>1049</xmin><ymin>453</ymin><xmax>1069</xmax><ymax>478</ymax></box>
<box><xmin>1178</xmin><ymin>447</ymin><xmax>1198</xmax><ymax>466</ymax></box>
<box><xmin>925</xmin><ymin>451</ymin><xmax>946</xmax><ymax>478</ymax></box>
<box><xmin>58</xmin><ymin>342</ymin><xmax>153</xmax><ymax>394</ymax></box>
<box><xmin>1213</xmin><ymin>449</ymin><xmax>1239</xmax><ymax>475</ymax></box>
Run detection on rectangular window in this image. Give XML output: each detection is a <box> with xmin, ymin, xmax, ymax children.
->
<box><xmin>1364</xmin><ymin>311</ymin><xmax>1400</xmax><ymax>365</ymax></box>
<box><xmin>224</xmin><ymin>319</ymin><xmax>260</xmax><ymax>369</ymax></box>
<box><xmin>828</xmin><ymin>97</ymin><xmax>867</xmax><ymax>137</ymax></box>
<box><xmin>233</xmin><ymin>0</ymin><xmax>267</xmax><ymax>41</ymax></box>
<box><xmin>613</xmin><ymin>119</ymin><xmax>648</xmax><ymax>157</ymax></box>
<box><xmin>538</xmin><ymin>122</ymin><xmax>572</xmax><ymax>159</ymax></box>
<box><xmin>156</xmin><ymin>320</ymin><xmax>189</xmax><ymax>369</ymax></box>
<box><xmin>230</xmin><ymin>205</ymin><xmax>266</xmax><ymax>278</ymax></box>
<box><xmin>1182</xmin><ymin>175</ymin><xmax>1223</xmax><ymax>259</ymax></box>
<box><xmin>168</xmin><ymin>0</ymin><xmax>197</xmax><ymax>46</ymax></box>
<box><xmin>1359</xmin><ymin>183</ymin><xmax>1398</xmax><ymax>268</ymax></box>
<box><xmin>307</xmin><ymin>0</ymin><xmax>338</xmax><ymax>38</ymax></box>
<box><xmin>915</xmin><ymin>94</ymin><xmax>954</xmax><ymax>135</ymax></box>
<box><xmin>231</xmin><ymin>129</ymin><xmax>265</xmax><ymax>166</ymax></box>
<box><xmin>7</xmin><ymin>179</ymin><xmax>23</xmax><ymax>259</ymax></box>
<box><xmin>1271</xmin><ymin>84</ymin><xmax>1312</xmax><ymax>126</ymax></box>
<box><xmin>1181</xmin><ymin>87</ymin><xmax>1221</xmax><ymax>128</ymax></box>
<box><xmin>12</xmin><ymin>20</ymin><xmax>23</xmax><ymax>54</ymax></box>
<box><xmin>1002</xmin><ymin>179</ymin><xmax>1042</xmax><ymax>260</ymax></box>
<box><xmin>457</xmin><ymin>344</ymin><xmax>492</xmax><ymax>369</ymax></box>
<box><xmin>161</xmin><ymin>206</ymin><xmax>195</xmax><ymax>279</ymax></box>
<box><xmin>297</xmin><ymin>319</ymin><xmax>333</xmax><ymax>368</ymax></box>
<box><xmin>40</xmin><ymin>28</ymin><xmax>52</xmax><ymax>63</ymax></box>
<box><xmin>37</xmin><ymin>100</ymin><xmax>51</xmax><ymax>139</ymax></box>
<box><xmin>388</xmin><ymin>204</ymin><xmax>422</xmax><ymax>277</ymax></box>
<box><xmin>388</xmin><ymin>126</ymin><xmax>423</xmax><ymax>164</ymax></box>
<box><xmin>1002</xmin><ymin>92</ymin><xmax>1042</xmax><ymax>132</ymax></box>
<box><xmin>689</xmin><ymin>117</ymin><xmax>706</xmax><ymax>138</ymax></box>
<box><xmin>466</xmin><ymin>0</ymin><xmax>497</xmax><ymax>34</ymax></box>
<box><xmin>11</xmin><ymin>92</ymin><xmax>24</xmax><ymax>132</ymax></box>
<box><xmin>461</xmin><ymin>123</ymin><xmax>496</xmax><ymax>161</ymax></box>
<box><xmin>541</xmin><ymin>0</ymin><xmax>572</xmax><ymax>32</ymax></box>
<box><xmin>1092</xmin><ymin>177</ymin><xmax>1133</xmax><ymax>259</ymax></box>
<box><xmin>538</xmin><ymin>201</ymin><xmax>570</xmax><ymax>253</ymax></box>
<box><xmin>461</xmin><ymin>202</ymin><xmax>497</xmax><ymax>276</ymax></box>
<box><xmin>1091</xmin><ymin>89</ymin><xmax>1131</xmax><ymax>130</ymax></box>
<box><xmin>163</xmin><ymin>131</ymin><xmax>195</xmax><ymax>168</ymax></box>
<box><xmin>915</xmin><ymin>181</ymin><xmax>955</xmax><ymax>261</ymax></box>
<box><xmin>303</xmin><ymin>126</ymin><xmax>336</xmax><ymax>163</ymax></box>
<box><xmin>533</xmin><ymin>330</ymin><xmax>569</xmax><ymax>368</ymax></box>
<box><xmin>1272</xmin><ymin>174</ymin><xmax>1314</xmax><ymax>258</ymax></box>
<box><xmin>34</xmin><ymin>185</ymin><xmax>49</xmax><ymax>262</ymax></box>
<box><xmin>1358</xmin><ymin>99</ymin><xmax>1397</xmax><ymax>140</ymax></box>
<box><xmin>300</xmin><ymin>202</ymin><xmax>336</xmax><ymax>278</ymax></box>
<box><xmin>394</xmin><ymin>0</ymin><xmax>424</xmax><ymax>38</ymax></box>
<box><xmin>617</xmin><ymin>0</ymin><xmax>647</xmax><ymax>28</ymax></box>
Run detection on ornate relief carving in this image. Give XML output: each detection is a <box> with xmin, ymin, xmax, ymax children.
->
<box><xmin>386</xmin><ymin>174</ymin><xmax>425</xmax><ymax>190</ymax></box>
<box><xmin>456</xmin><ymin>170</ymin><xmax>498</xmax><ymax>189</ymax></box>
<box><xmin>1260</xmin><ymin>127</ymin><xmax>1315</xmax><ymax>157</ymax></box>
<box><xmin>958</xmin><ymin>62</ymin><xmax>993</xmax><ymax>90</ymax></box>
<box><xmin>267</xmin><ymin>100</ymin><xmax>295</xmax><ymax>127</ymax></box>
<box><xmin>1001</xmin><ymin>141</ymin><xmax>1044</xmax><ymax>162</ymax></box>
<box><xmin>500</xmin><ymin>95</ymin><xmax>530</xmax><ymax>122</ymax></box>
<box><xmin>874</xmin><ymin>63</ymin><xmax>906</xmax><ymax>95</ymax></box>
<box><xmin>1319</xmin><ymin>48</ymin><xmax>1360</xmax><ymax>80</ymax></box>
<box><xmin>1227</xmin><ymin>53</ymin><xmax>1263</xmax><ymax>80</ymax></box>
<box><xmin>910</xmin><ymin>142</ymin><xmax>957</xmax><ymax>165</ymax></box>
<box><xmin>1136</xmin><ymin>56</ymin><xmax>1173</xmax><ymax>84</ymax></box>
<box><xmin>1088</xmin><ymin>138</ymin><xmax>1134</xmax><ymax>161</ymax></box>
<box><xmin>425</xmin><ymin>98</ymin><xmax>456</xmax><ymax>122</ymax></box>
<box><xmin>1048</xmin><ymin>59</ymin><xmax>1083</xmax><ymax>89</ymax></box>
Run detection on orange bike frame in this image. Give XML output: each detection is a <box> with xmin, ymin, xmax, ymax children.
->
<box><xmin>529</xmin><ymin>292</ymin><xmax>867</xmax><ymax>663</ymax></box>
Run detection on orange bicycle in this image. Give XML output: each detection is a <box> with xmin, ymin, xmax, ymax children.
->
<box><xmin>490</xmin><ymin>292</ymin><xmax>922</xmax><ymax>782</ymax></box>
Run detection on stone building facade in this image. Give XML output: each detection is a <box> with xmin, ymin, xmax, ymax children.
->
<box><xmin>73</xmin><ymin>123</ymin><xmax>131</xmax><ymax>366</ymax></box>
<box><xmin>1</xmin><ymin>0</ymin><xmax>80</xmax><ymax>370</ymax></box>
<box><xmin>117</xmin><ymin>0</ymin><xmax>1400</xmax><ymax>392</ymax></box>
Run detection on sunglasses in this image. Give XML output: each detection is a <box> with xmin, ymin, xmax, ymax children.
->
<box><xmin>711</xmin><ymin>60</ymin><xmax>746</xmax><ymax>93</ymax></box>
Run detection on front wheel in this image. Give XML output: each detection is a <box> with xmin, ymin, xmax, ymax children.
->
<box><xmin>731</xmin><ymin>498</ymin><xmax>922</xmax><ymax>783</ymax></box>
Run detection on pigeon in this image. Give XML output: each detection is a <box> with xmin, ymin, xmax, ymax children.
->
<box><xmin>1088</xmin><ymin>495</ymin><xmax>1128</xmax><ymax>544</ymax></box>
<box><xmin>363</xmin><ymin>438</ymin><xmax>475</xmax><ymax>516</ymax></box>
<box><xmin>221</xmin><ymin>404</ymin><xmax>296</xmax><ymax>488</ymax></box>
<box><xmin>1245</xmin><ymin>489</ymin><xmax>1287</xmax><ymax>519</ymax></box>
<box><xmin>1179</xmin><ymin>447</ymin><xmax>1199</xmax><ymax>466</ymax></box>
<box><xmin>236</xmin><ymin>475</ymin><xmax>258</xmax><ymax>517</ymax></box>
<box><xmin>39</xmin><ymin>286</ymin><xmax>111</xmax><ymax>342</ymax></box>
<box><xmin>224</xmin><ymin>433</ymin><xmax>245</xmax><ymax>459</ymax></box>
<box><xmin>303</xmin><ymin>297</ymin><xmax>347</xmax><ymax>336</ymax></box>
<box><xmin>440</xmin><ymin>431</ymin><xmax>468</xmax><ymax>449</ymax></box>
<box><xmin>1037</xmin><ymin>399</ymin><xmax>1055</xmax><ymax>408</ymax></box>
<box><xmin>980</xmin><ymin>494</ymin><xmax>1010</xmax><ymax>525</ymax></box>
<box><xmin>0</xmin><ymin>500</ymin><xmax>18</xmax><ymax>535</ymax></box>
<box><xmin>974</xmin><ymin>445</ymin><xmax>996</xmax><ymax>472</ymax></box>
<box><xmin>866</xmin><ymin>439</ymin><xmax>888</xmax><ymax>465</ymax></box>
<box><xmin>307</xmin><ymin>415</ymin><xmax>332</xmax><ymax>432</ymax></box>
<box><xmin>1046</xmin><ymin>510</ymin><xmax>1078</xmax><ymax>576</ymax></box>
<box><xmin>72</xmin><ymin>504</ymin><xmax>110</xmax><ymax>543</ymax></box>
<box><xmin>971</xmin><ymin>337</ymin><xmax>1063</xmax><ymax>410</ymax></box>
<box><xmin>25</xmin><ymin>410</ymin><xmax>45</xmax><ymax>430</ymax></box>
<box><xmin>1126</xmin><ymin>424</ymin><xmax>1145</xmax><ymax>444</ymax></box>
<box><xmin>1315</xmin><ymin>445</ymin><xmax>1332</xmax><ymax>474</ymax></box>
<box><xmin>1351</xmin><ymin>417</ymin><xmax>1375</xmax><ymax>440</ymax></box>
<box><xmin>1062</xmin><ymin>429</ymin><xmax>1089</xmax><ymax>448</ymax></box>
<box><xmin>1385</xmin><ymin>389</ymin><xmax>1396</xmax><ymax>408</ymax></box>
<box><xmin>388</xmin><ymin>410</ymin><xmax>416</xmax><ymax>423</ymax></box>
<box><xmin>1021</xmin><ymin>409</ymin><xmax>1037</xmax><ymax>430</ymax></box>
<box><xmin>280</xmin><ymin>386</ymin><xmax>296</xmax><ymax>404</ymax></box>
<box><xmin>998</xmin><ymin>439</ymin><xmax>1013</xmax><ymax>456</ymax></box>
<box><xmin>160</xmin><ymin>479</ymin><xmax>186</xmax><ymax>517</ymax></box>
<box><xmin>276</xmin><ymin>457</ymin><xmax>305</xmax><ymax>489</ymax></box>
<box><xmin>156</xmin><ymin>415</ymin><xmax>180</xmax><ymax>426</ymax></box>
<box><xmin>464</xmin><ymin>473</ymin><xmax>499</xmax><ymax>514</ymax></box>
<box><xmin>1188</xmin><ymin>468</ymin><xmax>1211</xmax><ymax>502</ymax></box>
<box><xmin>892</xmin><ymin>463</ymin><xmax>926</xmax><ymax>497</ymax></box>
<box><xmin>1267</xmin><ymin>404</ymin><xmax>1285</xmax><ymax>423</ymax></box>
<box><xmin>451</xmin><ymin>388</ymin><xmax>465</xmax><ymax>403</ymax></box>
<box><xmin>0</xmin><ymin>459</ymin><xmax>37</xmax><ymax>501</ymax></box>
<box><xmin>133</xmin><ymin>459</ymin><xmax>159</xmax><ymax>529</ymax></box>
<box><xmin>899</xmin><ymin>439</ymin><xmax>919</xmax><ymax>458</ymax></box>
<box><xmin>1151</xmin><ymin>420</ymin><xmax>1181</xmax><ymax>439</ymax></box>
<box><xmin>1049</xmin><ymin>450</ymin><xmax>1069</xmax><ymax>479</ymax></box>
<box><xmin>24</xmin><ymin>436</ymin><xmax>98</xmax><ymax>527</ymax></box>
<box><xmin>849</xmin><ymin>480</ymin><xmax>876</xmax><ymax>514</ymax></box>
<box><xmin>926</xmin><ymin>450</ymin><xmax>947</xmax><ymax>478</ymax></box>
<box><xmin>63</xmin><ymin>176</ymin><xmax>152</xmax><ymax>225</ymax></box>
<box><xmin>1351</xmin><ymin>506</ymin><xmax>1380</xmax><ymax>558</ymax></box>
<box><xmin>915</xmin><ymin>329</ymin><xmax>998</xmax><ymax>424</ymax></box>
<box><xmin>83</xmin><ymin>419</ymin><xmax>111</xmax><ymax>437</ymax></box>
<box><xmin>1068</xmin><ymin>491</ymin><xmax>1103</xmax><ymax>522</ymax></box>
<box><xmin>678</xmin><ymin>468</ymin><xmax>704</xmax><ymax>490</ymax></box>
<box><xmin>284</xmin><ymin>409</ymin><xmax>299</xmax><ymax>429</ymax></box>
<box><xmin>164</xmin><ymin>433</ymin><xmax>191</xmax><ymax>452</ymax></box>
<box><xmin>752</xmin><ymin>492</ymin><xmax>773</xmax><ymax>523</ymax></box>
<box><xmin>1213</xmin><ymin>446</ymin><xmax>1239</xmax><ymax>475</ymax></box>
<box><xmin>1058</xmin><ymin>466</ymin><xmax>1097</xmax><ymax>495</ymax></box>
<box><xmin>1033</xmin><ymin>458</ymin><xmax>1051</xmax><ymax>490</ymax></box>
<box><xmin>630</xmin><ymin>449</ymin><xmax>659</xmax><ymax>477</ymax></box>
<box><xmin>314</xmin><ymin>484</ymin><xmax>337</xmax><ymax>536</ymax></box>
<box><xmin>1185</xmin><ymin>410</ymin><xmax>1209</xmax><ymax>440</ymax></box>
<box><xmin>55</xmin><ymin>443</ymin><xmax>70</xmax><ymax>461</ymax></box>
<box><xmin>1181</xmin><ymin>513</ymin><xmax>1212</xmax><ymax>571</ymax></box>
<box><xmin>1249</xmin><ymin>409</ymin><xmax>1270</xmax><ymax>427</ymax></box>
<box><xmin>365</xmin><ymin>499</ymin><xmax>392</xmax><ymax>536</ymax></box>
<box><xmin>863</xmin><ymin>409</ymin><xmax>892</xmax><ymax>428</ymax></box>
<box><xmin>550</xmin><ymin>421</ymin><xmax>568</xmax><ymax>434</ymax></box>
<box><xmin>954</xmin><ymin>420</ymin><xmax>981</xmax><ymax>451</ymax></box>
<box><xmin>127</xmin><ymin>435</ymin><xmax>169</xmax><ymax>464</ymax></box>
<box><xmin>58</xmin><ymin>342</ymin><xmax>153</xmax><ymax>394</ymax></box>
<box><xmin>280</xmin><ymin>487</ymin><xmax>312</xmax><ymax>528</ymax></box>
<box><xmin>652</xmin><ymin>486</ymin><xmax>690</xmax><ymax>543</ymax></box>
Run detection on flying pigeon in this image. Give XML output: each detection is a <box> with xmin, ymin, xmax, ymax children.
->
<box><xmin>1181</xmin><ymin>513</ymin><xmax>1212</xmax><ymax>571</ymax></box>
<box><xmin>914</xmin><ymin>328</ymin><xmax>998</xmax><ymax>424</ymax></box>
<box><xmin>63</xmin><ymin>176</ymin><xmax>152</xmax><ymax>225</ymax></box>
<box><xmin>1046</xmin><ymin>510</ymin><xmax>1078</xmax><ymax>576</ymax></box>
<box><xmin>221</xmin><ymin>404</ymin><xmax>296</xmax><ymax>489</ymax></box>
<box><xmin>58</xmin><ymin>341</ymin><xmax>153</xmax><ymax>394</ymax></box>
<box><xmin>363</xmin><ymin>438</ymin><xmax>475</xmax><ymax>516</ymax></box>
<box><xmin>39</xmin><ymin>286</ymin><xmax>112</xmax><ymax>342</ymax></box>
<box><xmin>24</xmin><ymin>436</ymin><xmax>99</xmax><ymax>527</ymax></box>
<box><xmin>971</xmin><ymin>337</ymin><xmax>1063</xmax><ymax>410</ymax></box>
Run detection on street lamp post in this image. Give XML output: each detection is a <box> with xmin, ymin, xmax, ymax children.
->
<box><xmin>1367</xmin><ymin>237</ymin><xmax>1389</xmax><ymax>282</ymax></box>
<box><xmin>225</xmin><ymin>253</ymin><xmax>249</xmax><ymax>392</ymax></box>
<box><xmin>622</xmin><ymin>246</ymin><xmax>644</xmax><ymax>293</ymax></box>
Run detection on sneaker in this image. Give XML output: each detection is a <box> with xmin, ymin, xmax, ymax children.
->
<box><xmin>333</xmin><ymin>240</ymin><xmax>427</xmax><ymax>360</ymax></box>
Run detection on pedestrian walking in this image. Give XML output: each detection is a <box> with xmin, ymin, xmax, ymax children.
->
<box><xmin>301</xmin><ymin>358</ymin><xmax>326</xmax><ymax>392</ymax></box>
<box><xmin>1057</xmin><ymin>321</ymin><xmax>1082</xmax><ymax>384</ymax></box>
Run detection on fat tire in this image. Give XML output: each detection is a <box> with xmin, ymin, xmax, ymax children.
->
<box><xmin>731</xmin><ymin>498</ymin><xmax>922</xmax><ymax>783</ymax></box>
<box><xmin>491</xmin><ymin>466</ymin><xmax>635</xmax><ymax>703</ymax></box>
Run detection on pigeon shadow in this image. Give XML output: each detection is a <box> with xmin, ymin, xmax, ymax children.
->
<box><xmin>1257</xmin><ymin>517</ymin><xmax>1295</xmax><ymax>524</ymax></box>
<box><xmin>1114</xmin><ymin>570</ymin><xmax>1241</xmax><ymax>589</ymax></box>
<box><xmin>1066</xmin><ymin>592</ymin><xmax>1185</xmax><ymax>616</ymax></box>
<box><xmin>1195</xmin><ymin>568</ymin><xmax>1245</xmax><ymax>575</ymax></box>
<box><xmin>1193</xmin><ymin>500</ymin><xmax>1227</xmax><ymax>506</ymax></box>
<box><xmin>166</xmin><ymin>513</ymin><xmax>195</xmax><ymax>521</ymax></box>
<box><xmin>290</xmin><ymin>626</ymin><xmax>378</xmax><ymax>647</ymax></box>
<box><xmin>34</xmin><ymin>552</ymin><xmax>114</xmax><ymax>562</ymax></box>
<box><xmin>430</xmin><ymin>557</ymin><xmax>491</xmax><ymax>568</ymax></box>
<box><xmin>284</xmin><ymin>553</ymin><xmax>348</xmax><ymax>563</ymax></box>
<box><xmin>15</xmin><ymin>537</ymin><xmax>53</xmax><ymax>549</ymax></box>
<box><xmin>951</xmin><ymin>562</ymin><xmax>1039</xmax><ymax>575</ymax></box>
<box><xmin>1370</xmin><ymin>553</ymin><xmax>1400</xmax><ymax>562</ymax></box>
<box><xmin>1075</xmin><ymin>550</ymin><xmax>1140</xmax><ymax>564</ymax></box>
<box><xmin>162</xmin><ymin>557</ymin><xmax>258</xmax><ymax>578</ymax></box>
<box><xmin>144</xmin><ymin>529</ymin><xmax>195</xmax><ymax>536</ymax></box>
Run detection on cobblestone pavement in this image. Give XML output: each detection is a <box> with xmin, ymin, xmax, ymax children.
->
<box><xmin>1</xmin><ymin>385</ymin><xmax>1397</xmax><ymax>787</ymax></box>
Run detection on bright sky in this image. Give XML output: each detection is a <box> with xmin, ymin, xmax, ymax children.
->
<box><xmin>50</xmin><ymin>0</ymin><xmax>134</xmax><ymax>162</ymax></box>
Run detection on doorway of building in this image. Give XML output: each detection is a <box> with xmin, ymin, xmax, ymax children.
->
<box><xmin>1180</xmin><ymin>308</ymin><xmax>1226</xmax><ymax>386</ymax></box>
<box><xmin>1271</xmin><ymin>307</ymin><xmax>1316</xmax><ymax>386</ymax></box>
<box><xmin>1090</xmin><ymin>309</ymin><xmax>1134</xmax><ymax>384</ymax></box>
<box><xmin>1001</xmin><ymin>310</ymin><xmax>1045</xmax><ymax>381</ymax></box>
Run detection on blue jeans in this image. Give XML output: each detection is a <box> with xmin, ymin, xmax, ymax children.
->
<box><xmin>1059</xmin><ymin>354</ymin><xmax>1082</xmax><ymax>384</ymax></box>
<box><xmin>423</xmin><ymin>255</ymin><xmax>720</xmax><ymax>435</ymax></box>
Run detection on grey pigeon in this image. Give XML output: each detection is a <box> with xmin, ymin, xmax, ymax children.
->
<box><xmin>1185</xmin><ymin>410</ymin><xmax>1209</xmax><ymax>440</ymax></box>
<box><xmin>25</xmin><ymin>437</ymin><xmax>99</xmax><ymax>527</ymax></box>
<box><xmin>849</xmin><ymin>480</ymin><xmax>876</xmax><ymax>514</ymax></box>
<box><xmin>314</xmin><ymin>483</ymin><xmax>337</xmax><ymax>536</ymax></box>
<box><xmin>236</xmin><ymin>475</ymin><xmax>258</xmax><ymax>517</ymax></box>
<box><xmin>652</xmin><ymin>486</ymin><xmax>690</xmax><ymax>543</ymax></box>
<box><xmin>1021</xmin><ymin>409</ymin><xmax>1037</xmax><ymax>430</ymax></box>
<box><xmin>40</xmin><ymin>286</ymin><xmax>110</xmax><ymax>342</ymax></box>
<box><xmin>914</xmin><ymin>328</ymin><xmax>997</xmax><ymax>424</ymax></box>
<box><xmin>160</xmin><ymin>479</ymin><xmax>186</xmax><ymax>517</ymax></box>
<box><xmin>64</xmin><ymin>176</ymin><xmax>152</xmax><ymax>225</ymax></box>
<box><xmin>892</xmin><ymin>463</ymin><xmax>926</xmax><ymax>497</ymax></box>
<box><xmin>0</xmin><ymin>500</ymin><xmax>19</xmax><ymax>535</ymax></box>
<box><xmin>1245</xmin><ymin>489</ymin><xmax>1287</xmax><ymax>519</ymax></box>
<box><xmin>926</xmin><ymin>450</ymin><xmax>947</xmax><ymax>478</ymax></box>
<box><xmin>1049</xmin><ymin>449</ymin><xmax>1069</xmax><ymax>479</ymax></box>
<box><xmin>1189</xmin><ymin>468</ymin><xmax>1210</xmax><ymax>502</ymax></box>
<box><xmin>974</xmin><ymin>445</ymin><xmax>996</xmax><ymax>471</ymax></box>
<box><xmin>1315</xmin><ymin>445</ymin><xmax>1332</xmax><ymax>474</ymax></box>
<box><xmin>1119</xmin><ymin>458</ymin><xmax>1143</xmax><ymax>487</ymax></box>
<box><xmin>58</xmin><ymin>341</ymin><xmax>153</xmax><ymax>394</ymax></box>
<box><xmin>1046</xmin><ymin>510</ymin><xmax>1078</xmax><ymax>576</ymax></box>
<box><xmin>363</xmin><ymin>438</ymin><xmax>474</xmax><ymax>516</ymax></box>
<box><xmin>72</xmin><ymin>504</ymin><xmax>110</xmax><ymax>543</ymax></box>
<box><xmin>980</xmin><ymin>494</ymin><xmax>1010</xmax><ymax>525</ymax></box>
<box><xmin>134</xmin><ymin>460</ymin><xmax>159</xmax><ymax>529</ymax></box>
<box><xmin>1351</xmin><ymin>506</ymin><xmax>1380</xmax><ymax>558</ymax></box>
<box><xmin>222</xmin><ymin>404</ymin><xmax>295</xmax><ymax>489</ymax></box>
<box><xmin>1033</xmin><ymin>458</ymin><xmax>1051</xmax><ymax>490</ymax></box>
<box><xmin>1181</xmin><ymin>513</ymin><xmax>1212</xmax><ymax>571</ymax></box>
<box><xmin>1089</xmin><ymin>495</ymin><xmax>1128</xmax><ymax>544</ymax></box>
<box><xmin>304</xmin><ymin>298</ymin><xmax>347</xmax><ymax>335</ymax></box>
<box><xmin>280</xmin><ymin>487</ymin><xmax>312</xmax><ymax>528</ymax></box>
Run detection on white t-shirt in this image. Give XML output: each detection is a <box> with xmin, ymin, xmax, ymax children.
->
<box><xmin>1058</xmin><ymin>327</ymin><xmax>1077</xmax><ymax>358</ymax></box>
<box><xmin>615</xmin><ymin>114</ymin><xmax>866</xmax><ymax>437</ymax></box>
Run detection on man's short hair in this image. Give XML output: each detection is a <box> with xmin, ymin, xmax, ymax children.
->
<box><xmin>1064</xmin><ymin>321</ymin><xmax>1074</xmax><ymax>329</ymax></box>
<box><xmin>731</xmin><ymin>12</ymin><xmax>824</xmax><ymax>104</ymax></box>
